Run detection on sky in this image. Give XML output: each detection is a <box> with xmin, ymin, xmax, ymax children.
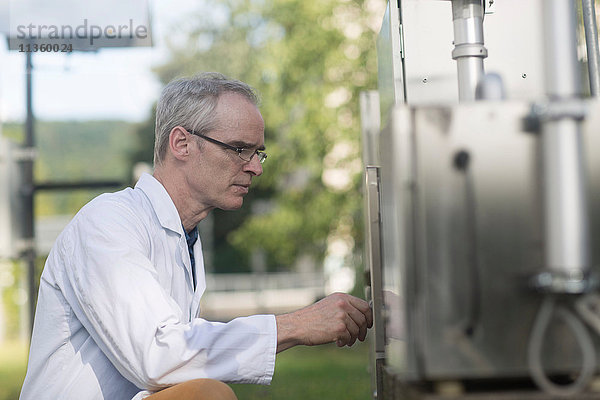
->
<box><xmin>0</xmin><ymin>0</ymin><xmax>201</xmax><ymax>123</ymax></box>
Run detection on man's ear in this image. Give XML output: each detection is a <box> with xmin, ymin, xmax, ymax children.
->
<box><xmin>168</xmin><ymin>126</ymin><xmax>191</xmax><ymax>161</ymax></box>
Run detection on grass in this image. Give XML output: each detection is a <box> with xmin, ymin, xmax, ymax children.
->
<box><xmin>0</xmin><ymin>341</ymin><xmax>371</xmax><ymax>400</ymax></box>
<box><xmin>232</xmin><ymin>343</ymin><xmax>372</xmax><ymax>400</ymax></box>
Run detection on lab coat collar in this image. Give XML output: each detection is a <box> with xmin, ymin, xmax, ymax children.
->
<box><xmin>136</xmin><ymin>173</ymin><xmax>184</xmax><ymax>236</ymax></box>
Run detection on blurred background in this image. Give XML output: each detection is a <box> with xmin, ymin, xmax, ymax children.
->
<box><xmin>0</xmin><ymin>0</ymin><xmax>386</xmax><ymax>398</ymax></box>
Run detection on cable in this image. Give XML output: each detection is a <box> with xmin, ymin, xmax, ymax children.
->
<box><xmin>575</xmin><ymin>293</ymin><xmax>600</xmax><ymax>335</ymax></box>
<box><xmin>528</xmin><ymin>297</ymin><xmax>596</xmax><ymax>397</ymax></box>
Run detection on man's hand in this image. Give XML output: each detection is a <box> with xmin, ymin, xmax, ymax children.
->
<box><xmin>275</xmin><ymin>293</ymin><xmax>373</xmax><ymax>353</ymax></box>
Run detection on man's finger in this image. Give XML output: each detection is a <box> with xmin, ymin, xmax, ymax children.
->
<box><xmin>347</xmin><ymin>296</ymin><xmax>374</xmax><ymax>328</ymax></box>
<box><xmin>345</xmin><ymin>306</ymin><xmax>368</xmax><ymax>341</ymax></box>
<box><xmin>337</xmin><ymin>328</ymin><xmax>352</xmax><ymax>347</ymax></box>
<box><xmin>343</xmin><ymin>313</ymin><xmax>360</xmax><ymax>340</ymax></box>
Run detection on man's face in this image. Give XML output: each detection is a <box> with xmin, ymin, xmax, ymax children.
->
<box><xmin>186</xmin><ymin>92</ymin><xmax>265</xmax><ymax>211</ymax></box>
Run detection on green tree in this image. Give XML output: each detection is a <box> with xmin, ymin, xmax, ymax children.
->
<box><xmin>134</xmin><ymin>0</ymin><xmax>384</xmax><ymax>274</ymax></box>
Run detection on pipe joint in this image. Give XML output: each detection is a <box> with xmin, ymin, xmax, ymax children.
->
<box><xmin>529</xmin><ymin>270</ymin><xmax>598</xmax><ymax>294</ymax></box>
<box><xmin>452</xmin><ymin>43</ymin><xmax>488</xmax><ymax>60</ymax></box>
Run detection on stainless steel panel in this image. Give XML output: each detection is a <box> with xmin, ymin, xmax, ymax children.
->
<box><xmin>379</xmin><ymin>105</ymin><xmax>420</xmax><ymax>379</ymax></box>
<box><xmin>376</xmin><ymin>0</ymin><xmax>547</xmax><ymax>108</ymax></box>
<box><xmin>414</xmin><ymin>101</ymin><xmax>542</xmax><ymax>379</ymax></box>
<box><xmin>401</xmin><ymin>1</ymin><xmax>457</xmax><ymax>104</ymax></box>
<box><xmin>379</xmin><ymin>100</ymin><xmax>600</xmax><ymax>381</ymax></box>
<box><xmin>483</xmin><ymin>0</ymin><xmax>546</xmax><ymax>100</ymax></box>
<box><xmin>377</xmin><ymin>0</ymin><xmax>405</xmax><ymax>123</ymax></box>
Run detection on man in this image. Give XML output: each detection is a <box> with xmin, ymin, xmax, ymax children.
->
<box><xmin>20</xmin><ymin>73</ymin><xmax>372</xmax><ymax>400</ymax></box>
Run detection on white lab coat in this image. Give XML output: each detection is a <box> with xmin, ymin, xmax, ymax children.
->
<box><xmin>20</xmin><ymin>173</ymin><xmax>277</xmax><ymax>400</ymax></box>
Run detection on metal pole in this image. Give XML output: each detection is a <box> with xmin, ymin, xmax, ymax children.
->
<box><xmin>24</xmin><ymin>51</ymin><xmax>37</xmax><ymax>334</ymax></box>
<box><xmin>582</xmin><ymin>0</ymin><xmax>600</xmax><ymax>96</ymax></box>
<box><xmin>541</xmin><ymin>0</ymin><xmax>589</xmax><ymax>281</ymax></box>
<box><xmin>451</xmin><ymin>0</ymin><xmax>488</xmax><ymax>101</ymax></box>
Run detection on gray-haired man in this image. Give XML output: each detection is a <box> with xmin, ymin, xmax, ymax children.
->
<box><xmin>20</xmin><ymin>73</ymin><xmax>372</xmax><ymax>400</ymax></box>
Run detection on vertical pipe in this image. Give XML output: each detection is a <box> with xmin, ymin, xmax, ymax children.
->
<box><xmin>24</xmin><ymin>51</ymin><xmax>37</xmax><ymax>334</ymax></box>
<box><xmin>451</xmin><ymin>0</ymin><xmax>488</xmax><ymax>101</ymax></box>
<box><xmin>582</xmin><ymin>0</ymin><xmax>600</xmax><ymax>96</ymax></box>
<box><xmin>542</xmin><ymin>0</ymin><xmax>589</xmax><ymax>278</ymax></box>
<box><xmin>544</xmin><ymin>0</ymin><xmax>582</xmax><ymax>98</ymax></box>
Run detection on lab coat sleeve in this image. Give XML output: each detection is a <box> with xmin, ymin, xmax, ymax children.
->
<box><xmin>54</xmin><ymin>198</ymin><xmax>276</xmax><ymax>391</ymax></box>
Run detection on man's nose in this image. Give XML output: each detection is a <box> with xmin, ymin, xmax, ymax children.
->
<box><xmin>243</xmin><ymin>155</ymin><xmax>263</xmax><ymax>176</ymax></box>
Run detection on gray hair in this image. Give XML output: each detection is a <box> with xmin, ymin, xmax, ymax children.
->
<box><xmin>153</xmin><ymin>72</ymin><xmax>260</xmax><ymax>166</ymax></box>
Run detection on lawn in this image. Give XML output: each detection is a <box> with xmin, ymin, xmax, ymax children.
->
<box><xmin>0</xmin><ymin>341</ymin><xmax>372</xmax><ymax>400</ymax></box>
<box><xmin>232</xmin><ymin>343</ymin><xmax>372</xmax><ymax>400</ymax></box>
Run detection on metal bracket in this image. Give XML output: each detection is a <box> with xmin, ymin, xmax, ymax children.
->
<box><xmin>523</xmin><ymin>99</ymin><xmax>588</xmax><ymax>133</ymax></box>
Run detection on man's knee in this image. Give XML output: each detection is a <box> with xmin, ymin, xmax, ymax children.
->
<box><xmin>147</xmin><ymin>378</ymin><xmax>237</xmax><ymax>400</ymax></box>
<box><xmin>185</xmin><ymin>379</ymin><xmax>237</xmax><ymax>400</ymax></box>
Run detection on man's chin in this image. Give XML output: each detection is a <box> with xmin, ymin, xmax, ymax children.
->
<box><xmin>218</xmin><ymin>199</ymin><xmax>244</xmax><ymax>211</ymax></box>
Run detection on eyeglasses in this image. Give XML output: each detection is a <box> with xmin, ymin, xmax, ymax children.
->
<box><xmin>186</xmin><ymin>129</ymin><xmax>267</xmax><ymax>164</ymax></box>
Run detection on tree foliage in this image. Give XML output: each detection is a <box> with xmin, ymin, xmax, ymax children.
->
<box><xmin>136</xmin><ymin>0</ymin><xmax>385</xmax><ymax>271</ymax></box>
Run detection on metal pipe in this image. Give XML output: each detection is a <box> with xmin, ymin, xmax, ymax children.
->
<box><xmin>541</xmin><ymin>0</ymin><xmax>589</xmax><ymax>279</ymax></box>
<box><xmin>475</xmin><ymin>72</ymin><xmax>505</xmax><ymax>100</ymax></box>
<box><xmin>542</xmin><ymin>119</ymin><xmax>589</xmax><ymax>275</ymax></box>
<box><xmin>24</xmin><ymin>51</ymin><xmax>37</xmax><ymax>334</ymax></box>
<box><xmin>544</xmin><ymin>0</ymin><xmax>582</xmax><ymax>98</ymax></box>
<box><xmin>582</xmin><ymin>0</ymin><xmax>600</xmax><ymax>96</ymax></box>
<box><xmin>451</xmin><ymin>0</ymin><xmax>488</xmax><ymax>101</ymax></box>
